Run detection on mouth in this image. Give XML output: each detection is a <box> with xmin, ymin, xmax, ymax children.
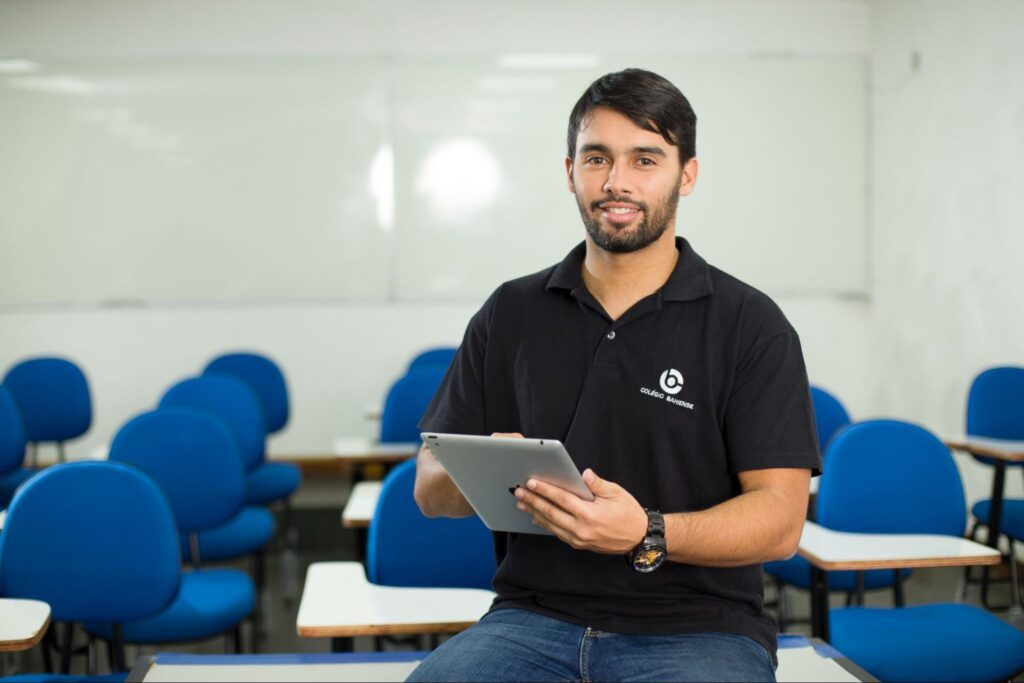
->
<box><xmin>596</xmin><ymin>201</ymin><xmax>643</xmax><ymax>226</ymax></box>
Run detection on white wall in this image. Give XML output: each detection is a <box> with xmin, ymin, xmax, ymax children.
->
<box><xmin>869</xmin><ymin>0</ymin><xmax>1024</xmax><ymax>503</ymax></box>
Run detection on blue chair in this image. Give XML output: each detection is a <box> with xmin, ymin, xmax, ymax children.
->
<box><xmin>962</xmin><ymin>366</ymin><xmax>1024</xmax><ymax>607</ymax></box>
<box><xmin>367</xmin><ymin>459</ymin><xmax>495</xmax><ymax>590</ymax></box>
<box><xmin>3</xmin><ymin>357</ymin><xmax>91</xmax><ymax>465</ymax></box>
<box><xmin>406</xmin><ymin>347</ymin><xmax>457</xmax><ymax>373</ymax></box>
<box><xmin>202</xmin><ymin>352</ymin><xmax>302</xmax><ymax>507</ymax></box>
<box><xmin>379</xmin><ymin>368</ymin><xmax>447</xmax><ymax>444</ymax></box>
<box><xmin>765</xmin><ymin>386</ymin><xmax>909</xmax><ymax>630</ymax></box>
<box><xmin>0</xmin><ymin>386</ymin><xmax>37</xmax><ymax>508</ymax></box>
<box><xmin>819</xmin><ymin>420</ymin><xmax>1024</xmax><ymax>682</ymax></box>
<box><xmin>157</xmin><ymin>375</ymin><xmax>276</xmax><ymax>647</ymax></box>
<box><xmin>0</xmin><ymin>461</ymin><xmax>181</xmax><ymax>675</ymax></box>
<box><xmin>85</xmin><ymin>408</ymin><xmax>255</xmax><ymax>651</ymax></box>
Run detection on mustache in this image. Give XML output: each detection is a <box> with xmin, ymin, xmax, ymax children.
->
<box><xmin>591</xmin><ymin>196</ymin><xmax>647</xmax><ymax>211</ymax></box>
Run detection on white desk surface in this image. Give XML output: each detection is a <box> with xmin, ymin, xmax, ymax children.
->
<box><xmin>296</xmin><ymin>561</ymin><xmax>495</xmax><ymax>638</ymax></box>
<box><xmin>341</xmin><ymin>480</ymin><xmax>381</xmax><ymax>529</ymax></box>
<box><xmin>797</xmin><ymin>520</ymin><xmax>1002</xmax><ymax>571</ymax></box>
<box><xmin>946</xmin><ymin>435</ymin><xmax>1024</xmax><ymax>461</ymax></box>
<box><xmin>0</xmin><ymin>598</ymin><xmax>51</xmax><ymax>653</ymax></box>
<box><xmin>126</xmin><ymin>636</ymin><xmax>870</xmax><ymax>682</ymax></box>
<box><xmin>269</xmin><ymin>438</ymin><xmax>418</xmax><ymax>466</ymax></box>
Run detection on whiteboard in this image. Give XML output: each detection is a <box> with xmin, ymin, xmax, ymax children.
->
<box><xmin>0</xmin><ymin>56</ymin><xmax>865</xmax><ymax>307</ymax></box>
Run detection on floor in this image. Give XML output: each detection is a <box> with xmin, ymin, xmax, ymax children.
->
<box><xmin>4</xmin><ymin>470</ymin><xmax>1024</xmax><ymax>678</ymax></box>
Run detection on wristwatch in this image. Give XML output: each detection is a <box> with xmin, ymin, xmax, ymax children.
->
<box><xmin>628</xmin><ymin>509</ymin><xmax>667</xmax><ymax>573</ymax></box>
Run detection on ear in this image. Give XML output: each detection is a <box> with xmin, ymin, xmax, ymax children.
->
<box><xmin>565</xmin><ymin>156</ymin><xmax>575</xmax><ymax>194</ymax></box>
<box><xmin>678</xmin><ymin>157</ymin><xmax>699</xmax><ymax>197</ymax></box>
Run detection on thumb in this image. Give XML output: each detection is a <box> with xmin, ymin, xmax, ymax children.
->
<box><xmin>583</xmin><ymin>468</ymin><xmax>615</xmax><ymax>496</ymax></box>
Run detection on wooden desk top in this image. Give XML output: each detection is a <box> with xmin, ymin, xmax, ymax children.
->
<box><xmin>341</xmin><ymin>480</ymin><xmax>382</xmax><ymax>529</ymax></box>
<box><xmin>0</xmin><ymin>598</ymin><xmax>51</xmax><ymax>653</ymax></box>
<box><xmin>296</xmin><ymin>561</ymin><xmax>495</xmax><ymax>638</ymax></box>
<box><xmin>946</xmin><ymin>435</ymin><xmax>1024</xmax><ymax>462</ymax></box>
<box><xmin>797</xmin><ymin>521</ymin><xmax>1002</xmax><ymax>571</ymax></box>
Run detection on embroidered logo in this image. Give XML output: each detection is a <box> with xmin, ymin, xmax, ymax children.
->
<box><xmin>659</xmin><ymin>369</ymin><xmax>684</xmax><ymax>395</ymax></box>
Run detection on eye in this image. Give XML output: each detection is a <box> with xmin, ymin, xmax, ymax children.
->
<box><xmin>583</xmin><ymin>156</ymin><xmax>608</xmax><ymax>165</ymax></box>
<box><xmin>636</xmin><ymin>157</ymin><xmax>657</xmax><ymax>166</ymax></box>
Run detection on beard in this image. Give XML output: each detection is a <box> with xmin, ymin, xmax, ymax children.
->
<box><xmin>576</xmin><ymin>175</ymin><xmax>682</xmax><ymax>254</ymax></box>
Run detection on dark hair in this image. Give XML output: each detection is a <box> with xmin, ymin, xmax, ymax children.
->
<box><xmin>567</xmin><ymin>68</ymin><xmax>697</xmax><ymax>165</ymax></box>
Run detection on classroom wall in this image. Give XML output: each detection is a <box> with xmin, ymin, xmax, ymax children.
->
<box><xmin>869</xmin><ymin>0</ymin><xmax>1024</xmax><ymax>502</ymax></box>
<box><xmin>6</xmin><ymin>0</ymin><xmax>1017</xmax><ymax>510</ymax></box>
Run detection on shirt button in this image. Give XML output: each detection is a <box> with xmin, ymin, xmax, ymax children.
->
<box><xmin>606</xmin><ymin>331</ymin><xmax>616</xmax><ymax>340</ymax></box>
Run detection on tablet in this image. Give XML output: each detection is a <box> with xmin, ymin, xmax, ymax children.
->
<box><xmin>421</xmin><ymin>432</ymin><xmax>594</xmax><ymax>535</ymax></box>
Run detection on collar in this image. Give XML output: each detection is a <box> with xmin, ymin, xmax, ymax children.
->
<box><xmin>545</xmin><ymin>236</ymin><xmax>714</xmax><ymax>302</ymax></box>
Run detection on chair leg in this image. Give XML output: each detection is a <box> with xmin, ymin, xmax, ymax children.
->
<box><xmin>41</xmin><ymin>622</ymin><xmax>57</xmax><ymax>673</ymax></box>
<box><xmin>59</xmin><ymin>622</ymin><xmax>74</xmax><ymax>674</ymax></box>
<box><xmin>111</xmin><ymin>624</ymin><xmax>126</xmax><ymax>673</ymax></box>
<box><xmin>893</xmin><ymin>569</ymin><xmax>905</xmax><ymax>607</ymax></box>
<box><xmin>251</xmin><ymin>550</ymin><xmax>265</xmax><ymax>653</ymax></box>
<box><xmin>775</xmin><ymin>578</ymin><xmax>788</xmax><ymax>632</ymax></box>
<box><xmin>1009</xmin><ymin>539</ymin><xmax>1022</xmax><ymax>611</ymax></box>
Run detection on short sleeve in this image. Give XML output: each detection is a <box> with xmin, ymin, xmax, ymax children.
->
<box><xmin>724</xmin><ymin>332</ymin><xmax>822</xmax><ymax>474</ymax></box>
<box><xmin>417</xmin><ymin>292</ymin><xmax>495</xmax><ymax>436</ymax></box>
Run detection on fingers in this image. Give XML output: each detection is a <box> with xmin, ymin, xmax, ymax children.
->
<box><xmin>515</xmin><ymin>485</ymin><xmax>577</xmax><ymax>532</ymax></box>
<box><xmin>490</xmin><ymin>432</ymin><xmax>525</xmax><ymax>439</ymax></box>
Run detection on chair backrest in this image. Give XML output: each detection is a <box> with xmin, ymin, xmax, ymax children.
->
<box><xmin>379</xmin><ymin>368</ymin><xmax>446</xmax><ymax>443</ymax></box>
<box><xmin>367</xmin><ymin>459</ymin><xmax>496</xmax><ymax>589</ymax></box>
<box><xmin>0</xmin><ymin>386</ymin><xmax>27</xmax><ymax>475</ymax></box>
<box><xmin>810</xmin><ymin>385</ymin><xmax>852</xmax><ymax>453</ymax></box>
<box><xmin>0</xmin><ymin>461</ymin><xmax>181</xmax><ymax>623</ymax></box>
<box><xmin>2</xmin><ymin>356</ymin><xmax>91</xmax><ymax>443</ymax></box>
<box><xmin>816</xmin><ymin>419</ymin><xmax>966</xmax><ymax>536</ymax></box>
<box><xmin>204</xmin><ymin>352</ymin><xmax>290</xmax><ymax>435</ymax></box>
<box><xmin>967</xmin><ymin>366</ymin><xmax>1024</xmax><ymax>440</ymax></box>
<box><xmin>159</xmin><ymin>375</ymin><xmax>265</xmax><ymax>472</ymax></box>
<box><xmin>108</xmin><ymin>408</ymin><xmax>246</xmax><ymax>535</ymax></box>
<box><xmin>407</xmin><ymin>347</ymin><xmax>457</xmax><ymax>373</ymax></box>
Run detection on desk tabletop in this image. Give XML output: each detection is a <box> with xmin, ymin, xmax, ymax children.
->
<box><xmin>0</xmin><ymin>598</ymin><xmax>51</xmax><ymax>653</ymax></box>
<box><xmin>341</xmin><ymin>480</ymin><xmax>382</xmax><ymax>528</ymax></box>
<box><xmin>296</xmin><ymin>561</ymin><xmax>495</xmax><ymax>638</ymax></box>
<box><xmin>946</xmin><ymin>435</ymin><xmax>1024</xmax><ymax>461</ymax></box>
<box><xmin>797</xmin><ymin>521</ymin><xmax>1002</xmax><ymax>571</ymax></box>
<box><xmin>126</xmin><ymin>636</ymin><xmax>870</xmax><ymax>682</ymax></box>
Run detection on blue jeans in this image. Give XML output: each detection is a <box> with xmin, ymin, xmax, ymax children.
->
<box><xmin>406</xmin><ymin>608</ymin><xmax>775</xmax><ymax>682</ymax></box>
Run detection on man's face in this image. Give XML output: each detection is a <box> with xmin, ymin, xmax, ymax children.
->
<box><xmin>566</xmin><ymin>106</ymin><xmax>697</xmax><ymax>254</ymax></box>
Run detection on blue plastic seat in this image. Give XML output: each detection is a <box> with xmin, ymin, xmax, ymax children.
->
<box><xmin>0</xmin><ymin>461</ymin><xmax>181</xmax><ymax>674</ymax></box>
<box><xmin>764</xmin><ymin>386</ymin><xmax>909</xmax><ymax>629</ymax></box>
<box><xmin>84</xmin><ymin>409</ymin><xmax>255</xmax><ymax>649</ymax></box>
<box><xmin>406</xmin><ymin>347</ymin><xmax>457</xmax><ymax>373</ymax></box>
<box><xmin>0</xmin><ymin>386</ymin><xmax>37</xmax><ymax>507</ymax></box>
<box><xmin>379</xmin><ymin>368</ymin><xmax>447</xmax><ymax>444</ymax></box>
<box><xmin>819</xmin><ymin>420</ymin><xmax>1024</xmax><ymax>682</ymax></box>
<box><xmin>3</xmin><ymin>357</ymin><xmax>91</xmax><ymax>464</ymax></box>
<box><xmin>156</xmin><ymin>377</ymin><xmax>276</xmax><ymax>562</ymax></box>
<box><xmin>367</xmin><ymin>459</ymin><xmax>495</xmax><ymax>590</ymax></box>
<box><xmin>962</xmin><ymin>366</ymin><xmax>1024</xmax><ymax>607</ymax></box>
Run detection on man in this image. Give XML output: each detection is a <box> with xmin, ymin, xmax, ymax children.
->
<box><xmin>409</xmin><ymin>68</ymin><xmax>820</xmax><ymax>682</ymax></box>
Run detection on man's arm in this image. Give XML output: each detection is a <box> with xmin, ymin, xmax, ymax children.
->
<box><xmin>514</xmin><ymin>467</ymin><xmax>810</xmax><ymax>566</ymax></box>
<box><xmin>413</xmin><ymin>443</ymin><xmax>475</xmax><ymax>518</ymax></box>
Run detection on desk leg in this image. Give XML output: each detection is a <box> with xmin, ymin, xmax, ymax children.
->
<box><xmin>810</xmin><ymin>566</ymin><xmax>830</xmax><ymax>643</ymax></box>
<box><xmin>983</xmin><ymin>462</ymin><xmax>1007</xmax><ymax>607</ymax></box>
<box><xmin>331</xmin><ymin>637</ymin><xmax>354</xmax><ymax>653</ymax></box>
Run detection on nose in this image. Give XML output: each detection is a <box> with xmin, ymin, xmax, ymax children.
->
<box><xmin>602</xmin><ymin>162</ymin><xmax>633</xmax><ymax>197</ymax></box>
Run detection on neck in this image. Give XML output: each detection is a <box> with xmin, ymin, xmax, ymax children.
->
<box><xmin>581</xmin><ymin>228</ymin><xmax>680</xmax><ymax>320</ymax></box>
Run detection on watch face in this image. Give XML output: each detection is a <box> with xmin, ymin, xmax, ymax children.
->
<box><xmin>631</xmin><ymin>544</ymin><xmax>667</xmax><ymax>573</ymax></box>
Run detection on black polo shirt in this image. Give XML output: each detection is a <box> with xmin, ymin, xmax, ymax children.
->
<box><xmin>419</xmin><ymin>237</ymin><xmax>821</xmax><ymax>660</ymax></box>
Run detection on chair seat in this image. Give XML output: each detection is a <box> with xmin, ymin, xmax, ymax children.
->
<box><xmin>765</xmin><ymin>555</ymin><xmax>909</xmax><ymax>592</ymax></box>
<box><xmin>245</xmin><ymin>462</ymin><xmax>301</xmax><ymax>505</ymax></box>
<box><xmin>0</xmin><ymin>467</ymin><xmax>37</xmax><ymax>508</ymax></box>
<box><xmin>182</xmin><ymin>506</ymin><xmax>275</xmax><ymax>563</ymax></box>
<box><xmin>830</xmin><ymin>603</ymin><xmax>1024</xmax><ymax>682</ymax></box>
<box><xmin>86</xmin><ymin>569</ymin><xmax>254</xmax><ymax>643</ymax></box>
<box><xmin>971</xmin><ymin>498</ymin><xmax>1024</xmax><ymax>539</ymax></box>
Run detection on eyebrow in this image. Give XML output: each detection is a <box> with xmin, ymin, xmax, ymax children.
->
<box><xmin>578</xmin><ymin>143</ymin><xmax>667</xmax><ymax>157</ymax></box>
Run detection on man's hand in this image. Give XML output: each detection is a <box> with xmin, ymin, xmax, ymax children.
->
<box><xmin>514</xmin><ymin>468</ymin><xmax>648</xmax><ymax>555</ymax></box>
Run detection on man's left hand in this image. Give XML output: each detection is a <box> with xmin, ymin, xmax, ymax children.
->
<box><xmin>514</xmin><ymin>468</ymin><xmax>648</xmax><ymax>555</ymax></box>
